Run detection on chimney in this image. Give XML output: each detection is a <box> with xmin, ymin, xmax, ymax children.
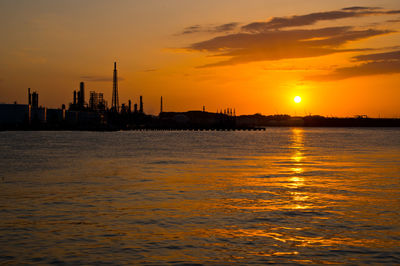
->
<box><xmin>160</xmin><ymin>96</ymin><xmax>163</xmax><ymax>113</ymax></box>
<box><xmin>139</xmin><ymin>96</ymin><xmax>143</xmax><ymax>113</ymax></box>
<box><xmin>79</xmin><ymin>82</ymin><xmax>85</xmax><ymax>108</ymax></box>
<box><xmin>28</xmin><ymin>88</ymin><xmax>32</xmax><ymax>105</ymax></box>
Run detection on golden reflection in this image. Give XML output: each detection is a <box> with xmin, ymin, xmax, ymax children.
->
<box><xmin>291</xmin><ymin>168</ymin><xmax>303</xmax><ymax>174</ymax></box>
<box><xmin>288</xmin><ymin>128</ymin><xmax>308</xmax><ymax>210</ymax></box>
<box><xmin>288</xmin><ymin>176</ymin><xmax>304</xmax><ymax>188</ymax></box>
<box><xmin>292</xmin><ymin>191</ymin><xmax>309</xmax><ymax>202</ymax></box>
<box><xmin>210</xmin><ymin>228</ymin><xmax>380</xmax><ymax>248</ymax></box>
<box><xmin>289</xmin><ymin>128</ymin><xmax>305</xmax><ymax>182</ymax></box>
<box><xmin>248</xmin><ymin>251</ymin><xmax>299</xmax><ymax>257</ymax></box>
<box><xmin>291</xmin><ymin>151</ymin><xmax>303</xmax><ymax>162</ymax></box>
<box><xmin>291</xmin><ymin>128</ymin><xmax>304</xmax><ymax>149</ymax></box>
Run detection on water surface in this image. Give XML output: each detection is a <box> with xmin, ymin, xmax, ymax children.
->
<box><xmin>0</xmin><ymin>128</ymin><xmax>399</xmax><ymax>264</ymax></box>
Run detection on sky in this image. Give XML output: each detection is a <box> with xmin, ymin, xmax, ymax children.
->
<box><xmin>0</xmin><ymin>0</ymin><xmax>399</xmax><ymax>117</ymax></box>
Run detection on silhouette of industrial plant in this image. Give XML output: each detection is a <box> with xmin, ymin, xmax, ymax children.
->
<box><xmin>1</xmin><ymin>62</ymin><xmax>399</xmax><ymax>130</ymax></box>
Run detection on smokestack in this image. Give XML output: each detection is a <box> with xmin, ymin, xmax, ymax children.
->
<box><xmin>139</xmin><ymin>96</ymin><xmax>143</xmax><ymax>113</ymax></box>
<box><xmin>28</xmin><ymin>88</ymin><xmax>31</xmax><ymax>105</ymax></box>
<box><xmin>160</xmin><ymin>96</ymin><xmax>163</xmax><ymax>113</ymax></box>
<box><xmin>73</xmin><ymin>91</ymin><xmax>77</xmax><ymax>105</ymax></box>
<box><xmin>31</xmin><ymin>91</ymin><xmax>39</xmax><ymax>109</ymax></box>
<box><xmin>112</xmin><ymin>62</ymin><xmax>119</xmax><ymax>112</ymax></box>
<box><xmin>128</xmin><ymin>100</ymin><xmax>132</xmax><ymax>113</ymax></box>
<box><xmin>77</xmin><ymin>91</ymin><xmax>81</xmax><ymax>109</ymax></box>
<box><xmin>79</xmin><ymin>82</ymin><xmax>85</xmax><ymax>108</ymax></box>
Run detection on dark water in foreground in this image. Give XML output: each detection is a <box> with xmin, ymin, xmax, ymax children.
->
<box><xmin>0</xmin><ymin>128</ymin><xmax>400</xmax><ymax>265</ymax></box>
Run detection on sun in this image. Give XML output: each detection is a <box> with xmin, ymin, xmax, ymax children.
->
<box><xmin>294</xmin><ymin>96</ymin><xmax>302</xmax><ymax>103</ymax></box>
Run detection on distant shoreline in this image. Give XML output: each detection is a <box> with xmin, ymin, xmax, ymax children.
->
<box><xmin>1</xmin><ymin>104</ymin><xmax>400</xmax><ymax>131</ymax></box>
<box><xmin>2</xmin><ymin>121</ymin><xmax>400</xmax><ymax>132</ymax></box>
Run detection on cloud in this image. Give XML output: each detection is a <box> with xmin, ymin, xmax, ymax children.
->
<box><xmin>342</xmin><ymin>6</ymin><xmax>381</xmax><ymax>11</ymax></box>
<box><xmin>263</xmin><ymin>65</ymin><xmax>337</xmax><ymax>71</ymax></box>
<box><xmin>310</xmin><ymin>50</ymin><xmax>400</xmax><ymax>80</ymax></box>
<box><xmin>180</xmin><ymin>7</ymin><xmax>397</xmax><ymax>35</ymax></box>
<box><xmin>387</xmin><ymin>18</ymin><xmax>400</xmax><ymax>23</ymax></box>
<box><xmin>182</xmin><ymin>25</ymin><xmax>202</xmax><ymax>35</ymax></box>
<box><xmin>189</xmin><ymin>27</ymin><xmax>391</xmax><ymax>67</ymax></box>
<box><xmin>310</xmin><ymin>61</ymin><xmax>400</xmax><ymax>80</ymax></box>
<box><xmin>181</xmin><ymin>22</ymin><xmax>239</xmax><ymax>35</ymax></box>
<box><xmin>179</xmin><ymin>7</ymin><xmax>399</xmax><ymax>68</ymax></box>
<box><xmin>140</xmin><ymin>68</ymin><xmax>158</xmax><ymax>72</ymax></box>
<box><xmin>353</xmin><ymin>50</ymin><xmax>400</xmax><ymax>61</ymax></box>
<box><xmin>214</xmin><ymin>23</ymin><xmax>239</xmax><ymax>32</ymax></box>
<box><xmin>241</xmin><ymin>7</ymin><xmax>400</xmax><ymax>32</ymax></box>
<box><xmin>80</xmin><ymin>75</ymin><xmax>124</xmax><ymax>82</ymax></box>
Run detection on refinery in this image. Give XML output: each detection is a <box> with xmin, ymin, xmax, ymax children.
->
<box><xmin>0</xmin><ymin>62</ymin><xmax>248</xmax><ymax>131</ymax></box>
<box><xmin>0</xmin><ymin>62</ymin><xmax>399</xmax><ymax>130</ymax></box>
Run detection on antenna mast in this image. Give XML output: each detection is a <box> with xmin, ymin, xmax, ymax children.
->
<box><xmin>112</xmin><ymin>62</ymin><xmax>119</xmax><ymax>112</ymax></box>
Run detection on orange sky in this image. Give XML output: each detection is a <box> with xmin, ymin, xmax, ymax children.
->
<box><xmin>0</xmin><ymin>0</ymin><xmax>399</xmax><ymax>117</ymax></box>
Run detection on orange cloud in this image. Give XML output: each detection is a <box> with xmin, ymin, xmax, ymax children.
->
<box><xmin>181</xmin><ymin>22</ymin><xmax>239</xmax><ymax>35</ymax></box>
<box><xmin>181</xmin><ymin>7</ymin><xmax>399</xmax><ymax>68</ymax></box>
<box><xmin>241</xmin><ymin>7</ymin><xmax>398</xmax><ymax>32</ymax></box>
<box><xmin>189</xmin><ymin>27</ymin><xmax>390</xmax><ymax>67</ymax></box>
<box><xmin>310</xmin><ymin>50</ymin><xmax>400</xmax><ymax>80</ymax></box>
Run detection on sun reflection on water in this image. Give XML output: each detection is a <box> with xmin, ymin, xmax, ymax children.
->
<box><xmin>288</xmin><ymin>128</ymin><xmax>305</xmax><ymax>188</ymax></box>
<box><xmin>2</xmin><ymin>130</ymin><xmax>399</xmax><ymax>264</ymax></box>
<box><xmin>286</xmin><ymin>128</ymin><xmax>316</xmax><ymax>216</ymax></box>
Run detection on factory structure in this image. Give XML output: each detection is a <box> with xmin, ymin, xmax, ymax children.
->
<box><xmin>0</xmin><ymin>62</ymin><xmax>241</xmax><ymax>130</ymax></box>
<box><xmin>0</xmin><ymin>62</ymin><xmax>152</xmax><ymax>130</ymax></box>
<box><xmin>1</xmin><ymin>61</ymin><xmax>400</xmax><ymax>130</ymax></box>
<box><xmin>68</xmin><ymin>62</ymin><xmax>145</xmax><ymax>115</ymax></box>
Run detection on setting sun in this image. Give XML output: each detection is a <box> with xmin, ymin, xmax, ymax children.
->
<box><xmin>294</xmin><ymin>96</ymin><xmax>302</xmax><ymax>103</ymax></box>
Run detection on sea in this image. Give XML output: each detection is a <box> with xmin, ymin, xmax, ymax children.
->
<box><xmin>0</xmin><ymin>128</ymin><xmax>399</xmax><ymax>265</ymax></box>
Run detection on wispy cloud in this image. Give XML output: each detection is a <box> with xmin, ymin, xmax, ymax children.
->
<box><xmin>80</xmin><ymin>75</ymin><xmax>124</xmax><ymax>82</ymax></box>
<box><xmin>180</xmin><ymin>7</ymin><xmax>399</xmax><ymax>68</ymax></box>
<box><xmin>181</xmin><ymin>22</ymin><xmax>239</xmax><ymax>35</ymax></box>
<box><xmin>387</xmin><ymin>18</ymin><xmax>400</xmax><ymax>23</ymax></box>
<box><xmin>214</xmin><ymin>23</ymin><xmax>239</xmax><ymax>33</ymax></box>
<box><xmin>190</xmin><ymin>27</ymin><xmax>390</xmax><ymax>67</ymax></box>
<box><xmin>341</xmin><ymin>6</ymin><xmax>381</xmax><ymax>11</ymax></box>
<box><xmin>182</xmin><ymin>25</ymin><xmax>202</xmax><ymax>35</ymax></box>
<box><xmin>309</xmin><ymin>50</ymin><xmax>400</xmax><ymax>80</ymax></box>
<box><xmin>263</xmin><ymin>65</ymin><xmax>337</xmax><ymax>71</ymax></box>
<box><xmin>241</xmin><ymin>7</ymin><xmax>399</xmax><ymax>32</ymax></box>
<box><xmin>353</xmin><ymin>50</ymin><xmax>400</xmax><ymax>61</ymax></box>
<box><xmin>140</xmin><ymin>68</ymin><xmax>158</xmax><ymax>72</ymax></box>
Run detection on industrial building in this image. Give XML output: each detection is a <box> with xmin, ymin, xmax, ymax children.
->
<box><xmin>89</xmin><ymin>91</ymin><xmax>107</xmax><ymax>111</ymax></box>
<box><xmin>70</xmin><ymin>82</ymin><xmax>86</xmax><ymax>111</ymax></box>
<box><xmin>0</xmin><ymin>62</ymin><xmax>171</xmax><ymax>130</ymax></box>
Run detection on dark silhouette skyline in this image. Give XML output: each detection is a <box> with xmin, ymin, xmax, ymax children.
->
<box><xmin>1</xmin><ymin>61</ymin><xmax>400</xmax><ymax>131</ymax></box>
<box><xmin>111</xmin><ymin>62</ymin><xmax>119</xmax><ymax>112</ymax></box>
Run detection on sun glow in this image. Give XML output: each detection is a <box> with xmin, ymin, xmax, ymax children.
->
<box><xmin>294</xmin><ymin>96</ymin><xmax>302</xmax><ymax>103</ymax></box>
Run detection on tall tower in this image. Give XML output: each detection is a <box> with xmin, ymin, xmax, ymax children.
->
<box><xmin>73</xmin><ymin>91</ymin><xmax>77</xmax><ymax>105</ymax></box>
<box><xmin>139</xmin><ymin>96</ymin><xmax>143</xmax><ymax>113</ymax></box>
<box><xmin>160</xmin><ymin>96</ymin><xmax>163</xmax><ymax>113</ymax></box>
<box><xmin>112</xmin><ymin>62</ymin><xmax>119</xmax><ymax>112</ymax></box>
<box><xmin>28</xmin><ymin>88</ymin><xmax>32</xmax><ymax>105</ymax></box>
<box><xmin>78</xmin><ymin>82</ymin><xmax>85</xmax><ymax>109</ymax></box>
<box><xmin>32</xmin><ymin>91</ymin><xmax>39</xmax><ymax>109</ymax></box>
